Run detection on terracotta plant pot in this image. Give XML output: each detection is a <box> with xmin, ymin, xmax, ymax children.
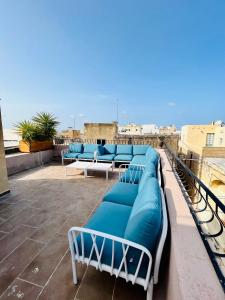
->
<box><xmin>19</xmin><ymin>140</ymin><xmax>53</xmax><ymax>153</ymax></box>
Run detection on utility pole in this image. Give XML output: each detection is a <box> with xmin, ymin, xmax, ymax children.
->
<box><xmin>116</xmin><ymin>99</ymin><xmax>119</xmax><ymax>123</ymax></box>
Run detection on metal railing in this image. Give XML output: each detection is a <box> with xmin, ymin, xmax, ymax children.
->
<box><xmin>164</xmin><ymin>143</ymin><xmax>225</xmax><ymax>291</ymax></box>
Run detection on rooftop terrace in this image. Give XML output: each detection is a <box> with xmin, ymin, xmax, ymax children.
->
<box><xmin>0</xmin><ymin>149</ymin><xmax>224</xmax><ymax>300</ymax></box>
<box><xmin>0</xmin><ymin>163</ymin><xmax>162</xmax><ymax>300</ymax></box>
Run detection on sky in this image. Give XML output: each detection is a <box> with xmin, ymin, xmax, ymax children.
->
<box><xmin>0</xmin><ymin>0</ymin><xmax>225</xmax><ymax>130</ymax></box>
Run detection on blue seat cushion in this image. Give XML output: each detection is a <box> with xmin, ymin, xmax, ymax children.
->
<box><xmin>145</xmin><ymin>148</ymin><xmax>159</xmax><ymax>166</ymax></box>
<box><xmin>103</xmin><ymin>144</ymin><xmax>117</xmax><ymax>154</ymax></box>
<box><xmin>130</xmin><ymin>155</ymin><xmax>147</xmax><ymax>166</ymax></box>
<box><xmin>76</xmin><ymin>202</ymin><xmax>131</xmax><ymax>263</ymax></box>
<box><xmin>119</xmin><ymin>169</ymin><xmax>143</xmax><ymax>184</ymax></box>
<box><xmin>103</xmin><ymin>182</ymin><xmax>139</xmax><ymax>206</ymax></box>
<box><xmin>83</xmin><ymin>144</ymin><xmax>98</xmax><ymax>153</ymax></box>
<box><xmin>97</xmin><ymin>154</ymin><xmax>115</xmax><ymax>161</ymax></box>
<box><xmin>114</xmin><ymin>154</ymin><xmax>133</xmax><ymax>162</ymax></box>
<box><xmin>125</xmin><ymin>177</ymin><xmax>162</xmax><ymax>253</ymax></box>
<box><xmin>78</xmin><ymin>153</ymin><xmax>94</xmax><ymax>160</ymax></box>
<box><xmin>85</xmin><ymin>202</ymin><xmax>131</xmax><ymax>236</ymax></box>
<box><xmin>69</xmin><ymin>143</ymin><xmax>83</xmax><ymax>153</ymax></box>
<box><xmin>133</xmin><ymin>145</ymin><xmax>149</xmax><ymax>156</ymax></box>
<box><xmin>75</xmin><ymin>202</ymin><xmax>149</xmax><ymax>278</ymax></box>
<box><xmin>64</xmin><ymin>152</ymin><xmax>80</xmax><ymax>159</ymax></box>
<box><xmin>116</xmin><ymin>145</ymin><xmax>133</xmax><ymax>155</ymax></box>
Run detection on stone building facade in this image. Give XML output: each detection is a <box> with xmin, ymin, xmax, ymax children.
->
<box><xmin>179</xmin><ymin>122</ymin><xmax>225</xmax><ymax>203</ymax></box>
<box><xmin>58</xmin><ymin>129</ymin><xmax>80</xmax><ymax>139</ymax></box>
<box><xmin>84</xmin><ymin>122</ymin><xmax>118</xmax><ymax>142</ymax></box>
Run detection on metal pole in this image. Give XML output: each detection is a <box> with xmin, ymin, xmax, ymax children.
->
<box><xmin>116</xmin><ymin>99</ymin><xmax>119</xmax><ymax>123</ymax></box>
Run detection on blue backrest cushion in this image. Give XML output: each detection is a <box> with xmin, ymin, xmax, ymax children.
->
<box><xmin>69</xmin><ymin>143</ymin><xmax>83</xmax><ymax>153</ymax></box>
<box><xmin>138</xmin><ymin>162</ymin><xmax>156</xmax><ymax>193</ymax></box>
<box><xmin>145</xmin><ymin>147</ymin><xmax>159</xmax><ymax>166</ymax></box>
<box><xmin>97</xmin><ymin>145</ymin><xmax>105</xmax><ymax>155</ymax></box>
<box><xmin>116</xmin><ymin>145</ymin><xmax>133</xmax><ymax>155</ymax></box>
<box><xmin>133</xmin><ymin>145</ymin><xmax>149</xmax><ymax>156</ymax></box>
<box><xmin>83</xmin><ymin>144</ymin><xmax>98</xmax><ymax>153</ymax></box>
<box><xmin>124</xmin><ymin>177</ymin><xmax>162</xmax><ymax>252</ymax></box>
<box><xmin>103</xmin><ymin>144</ymin><xmax>117</xmax><ymax>154</ymax></box>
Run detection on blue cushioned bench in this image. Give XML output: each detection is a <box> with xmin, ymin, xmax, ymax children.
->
<box><xmin>62</xmin><ymin>143</ymin><xmax>101</xmax><ymax>164</ymax></box>
<box><xmin>77</xmin><ymin>143</ymin><xmax>99</xmax><ymax>161</ymax></box>
<box><xmin>62</xmin><ymin>143</ymin><xmax>159</xmax><ymax>167</ymax></box>
<box><xmin>68</xmin><ymin>150</ymin><xmax>167</xmax><ymax>300</ymax></box>
<box><xmin>61</xmin><ymin>143</ymin><xmax>83</xmax><ymax>165</ymax></box>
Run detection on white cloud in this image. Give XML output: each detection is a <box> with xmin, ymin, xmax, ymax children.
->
<box><xmin>78</xmin><ymin>113</ymin><xmax>85</xmax><ymax>118</ymax></box>
<box><xmin>168</xmin><ymin>101</ymin><xmax>176</xmax><ymax>107</ymax></box>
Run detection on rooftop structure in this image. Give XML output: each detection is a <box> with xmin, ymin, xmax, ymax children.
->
<box><xmin>118</xmin><ymin>123</ymin><xmax>142</xmax><ymax>135</ymax></box>
<box><xmin>84</xmin><ymin>122</ymin><xmax>118</xmax><ymax>142</ymax></box>
<box><xmin>3</xmin><ymin>129</ymin><xmax>20</xmax><ymax>148</ymax></box>
<box><xmin>118</xmin><ymin>124</ymin><xmax>160</xmax><ymax>135</ymax></box>
<box><xmin>159</xmin><ymin>125</ymin><xmax>177</xmax><ymax>135</ymax></box>
<box><xmin>58</xmin><ymin>129</ymin><xmax>81</xmax><ymax>139</ymax></box>
<box><xmin>179</xmin><ymin>122</ymin><xmax>225</xmax><ymax>212</ymax></box>
<box><xmin>180</xmin><ymin>122</ymin><xmax>225</xmax><ymax>156</ymax></box>
<box><xmin>141</xmin><ymin>124</ymin><xmax>159</xmax><ymax>135</ymax></box>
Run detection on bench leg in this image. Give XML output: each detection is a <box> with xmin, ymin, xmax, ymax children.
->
<box><xmin>71</xmin><ymin>257</ymin><xmax>78</xmax><ymax>284</ymax></box>
<box><xmin>146</xmin><ymin>277</ymin><xmax>153</xmax><ymax>300</ymax></box>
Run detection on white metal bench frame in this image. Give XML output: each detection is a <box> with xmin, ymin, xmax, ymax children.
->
<box><xmin>68</xmin><ymin>187</ymin><xmax>168</xmax><ymax>300</ymax></box>
<box><xmin>118</xmin><ymin>163</ymin><xmax>145</xmax><ymax>184</ymax></box>
<box><xmin>118</xmin><ymin>157</ymin><xmax>162</xmax><ymax>187</ymax></box>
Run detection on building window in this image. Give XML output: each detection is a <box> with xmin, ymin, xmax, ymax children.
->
<box><xmin>206</xmin><ymin>133</ymin><xmax>214</xmax><ymax>146</ymax></box>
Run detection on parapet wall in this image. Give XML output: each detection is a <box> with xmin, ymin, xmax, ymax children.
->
<box><xmin>159</xmin><ymin>149</ymin><xmax>224</xmax><ymax>300</ymax></box>
<box><xmin>6</xmin><ymin>150</ymin><xmax>53</xmax><ymax>176</ymax></box>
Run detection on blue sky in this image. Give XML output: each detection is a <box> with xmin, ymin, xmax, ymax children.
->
<box><xmin>0</xmin><ymin>0</ymin><xmax>225</xmax><ymax>130</ymax></box>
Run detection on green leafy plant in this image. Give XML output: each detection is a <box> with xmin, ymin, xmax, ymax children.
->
<box><xmin>14</xmin><ymin>112</ymin><xmax>59</xmax><ymax>142</ymax></box>
<box><xmin>32</xmin><ymin>112</ymin><xmax>59</xmax><ymax>140</ymax></box>
<box><xmin>14</xmin><ymin>120</ymin><xmax>38</xmax><ymax>143</ymax></box>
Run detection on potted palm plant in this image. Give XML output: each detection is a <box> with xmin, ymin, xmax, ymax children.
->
<box><xmin>15</xmin><ymin>112</ymin><xmax>59</xmax><ymax>153</ymax></box>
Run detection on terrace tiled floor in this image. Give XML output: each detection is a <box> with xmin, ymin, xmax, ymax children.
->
<box><xmin>0</xmin><ymin>163</ymin><xmax>164</xmax><ymax>300</ymax></box>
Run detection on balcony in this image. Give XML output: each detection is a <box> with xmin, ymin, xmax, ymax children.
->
<box><xmin>0</xmin><ymin>148</ymin><xmax>224</xmax><ymax>300</ymax></box>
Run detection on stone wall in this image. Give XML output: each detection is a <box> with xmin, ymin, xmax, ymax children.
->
<box><xmin>0</xmin><ymin>110</ymin><xmax>9</xmax><ymax>196</ymax></box>
<box><xmin>84</xmin><ymin>122</ymin><xmax>118</xmax><ymax>140</ymax></box>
